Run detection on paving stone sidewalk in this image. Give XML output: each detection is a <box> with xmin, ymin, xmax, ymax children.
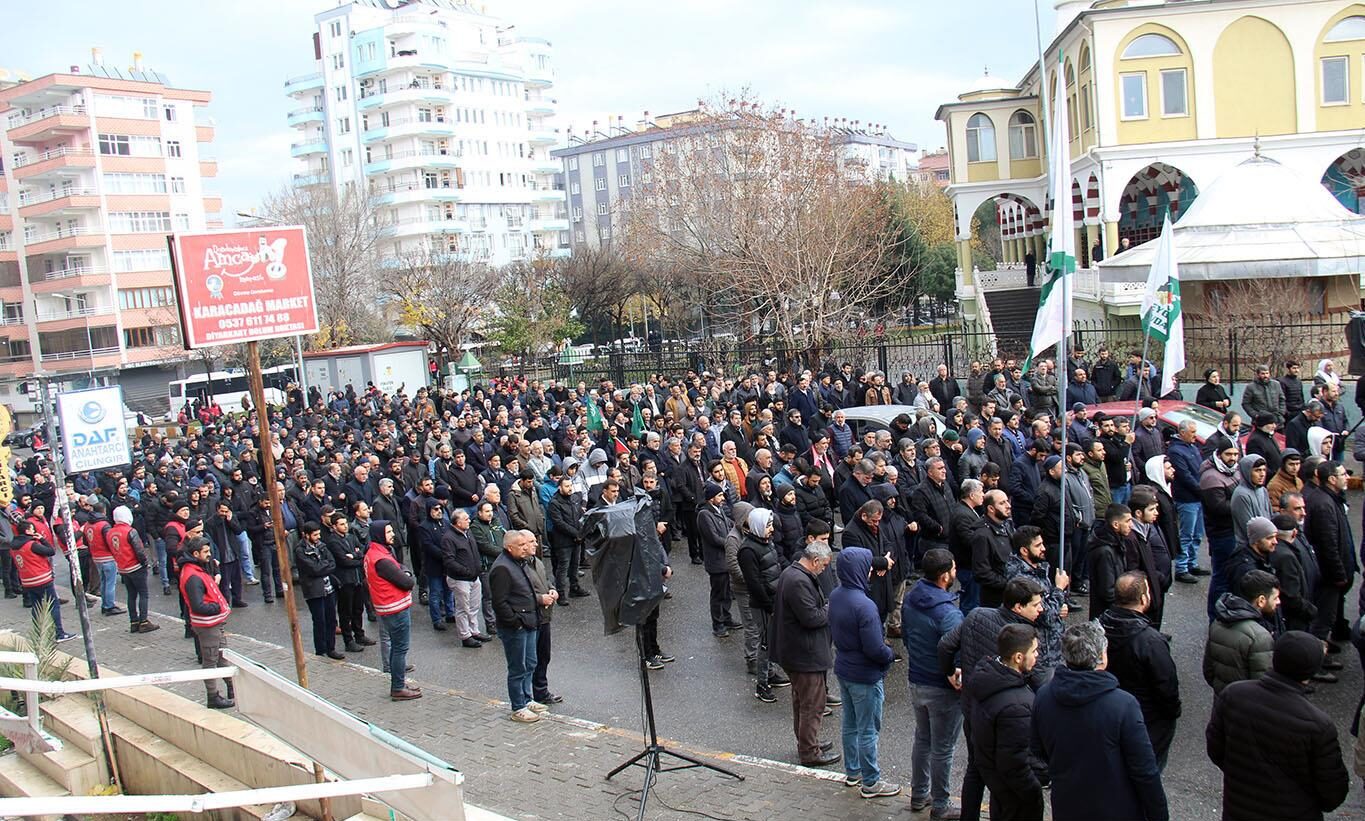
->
<box><xmin>67</xmin><ymin>616</ymin><xmax>921</xmax><ymax>821</ymax></box>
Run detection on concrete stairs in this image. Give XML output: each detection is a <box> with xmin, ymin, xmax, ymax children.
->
<box><xmin>982</xmin><ymin>286</ymin><xmax>1042</xmax><ymax>356</ymax></box>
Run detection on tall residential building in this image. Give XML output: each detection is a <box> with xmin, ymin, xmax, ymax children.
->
<box><xmin>285</xmin><ymin>0</ymin><xmax>569</xmax><ymax>266</ymax></box>
<box><xmin>551</xmin><ymin>109</ymin><xmax>918</xmax><ymax>251</ymax></box>
<box><xmin>935</xmin><ymin>0</ymin><xmax>1365</xmax><ymax>327</ymax></box>
<box><xmin>0</xmin><ymin>51</ymin><xmax>220</xmax><ymax>415</ymax></box>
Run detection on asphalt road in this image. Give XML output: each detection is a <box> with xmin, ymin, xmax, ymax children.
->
<box><xmin>30</xmin><ymin>520</ymin><xmax>1362</xmax><ymax>819</ymax></box>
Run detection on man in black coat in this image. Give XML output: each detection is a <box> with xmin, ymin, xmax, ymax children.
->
<box><xmin>545</xmin><ymin>476</ymin><xmax>584</xmax><ymax>597</ymax></box>
<box><xmin>697</xmin><ymin>482</ymin><xmax>737</xmax><ymax>637</ymax></box>
<box><xmin>1268</xmin><ymin>511</ymin><xmax>1319</xmax><ymax>634</ymax></box>
<box><xmin>1088</xmin><ymin>504</ymin><xmax>1133</xmax><ymax>620</ymax></box>
<box><xmin>929</xmin><ymin>365</ymin><xmax>961</xmax><ymax>413</ymax></box>
<box><xmin>966</xmin><ymin>624</ymin><xmax>1046</xmax><ymax>821</ymax></box>
<box><xmin>1100</xmin><ymin>572</ymin><xmax>1181</xmax><ymax>771</ymax></box>
<box><xmin>909</xmin><ymin>457</ymin><xmax>953</xmax><ymax>553</ymax></box>
<box><xmin>770</xmin><ymin>541</ymin><xmax>836</xmax><ymax>766</ymax></box>
<box><xmin>670</xmin><ymin>442</ymin><xmax>708</xmax><ymax>564</ymax></box>
<box><xmin>1302</xmin><ymin>461</ymin><xmax>1357</xmax><ymax>646</ymax></box>
<box><xmin>949</xmin><ymin>479</ymin><xmax>983</xmax><ymax>611</ymax></box>
<box><xmin>1206</xmin><ymin>631</ymin><xmax>1349</xmax><ymax>821</ymax></box>
<box><xmin>971</xmin><ymin>489</ymin><xmax>1015</xmax><ymax>609</ymax></box>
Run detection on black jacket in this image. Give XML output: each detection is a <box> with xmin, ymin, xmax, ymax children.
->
<box><xmin>1302</xmin><ymin>483</ymin><xmax>1356</xmax><ymax>585</ymax></box>
<box><xmin>971</xmin><ymin>516</ymin><xmax>1014</xmax><ymax>608</ymax></box>
<box><xmin>938</xmin><ymin>606</ymin><xmax>1045</xmax><ymax>696</ymax></box>
<box><xmin>293</xmin><ymin>537</ymin><xmax>336</xmax><ymax>600</ymax></box>
<box><xmin>793</xmin><ymin>481</ymin><xmax>832</xmax><ymax>530</ymax></box>
<box><xmin>737</xmin><ymin>534</ymin><xmax>782</xmax><ymax>612</ymax></box>
<box><xmin>909</xmin><ymin>478</ymin><xmax>953</xmax><ymax>542</ymax></box>
<box><xmin>1207</xmin><ymin>672</ymin><xmax>1349</xmax><ymax>821</ymax></box>
<box><xmin>439</xmin><ymin>525</ymin><xmax>481</xmax><ymax>582</ymax></box>
<box><xmin>488</xmin><ymin>551</ymin><xmax>540</xmax><ymax>630</ymax></box>
<box><xmin>966</xmin><ymin>656</ymin><xmax>1046</xmax><ymax>809</ymax></box>
<box><xmin>1087</xmin><ymin>522</ymin><xmax>1130</xmax><ymax>620</ymax></box>
<box><xmin>1269</xmin><ymin>539</ymin><xmax>1318</xmax><ymax>631</ymax></box>
<box><xmin>1128</xmin><ymin>523</ymin><xmax>1169</xmax><ymax>628</ymax></box>
<box><xmin>1100</xmin><ymin>607</ymin><xmax>1182</xmax><ymax>728</ymax></box>
<box><xmin>697</xmin><ymin>503</ymin><xmax>731</xmax><ymax>574</ymax></box>
<box><xmin>546</xmin><ymin>491</ymin><xmax>582</xmax><ymax>550</ymax></box>
<box><xmin>772</xmin><ymin>500</ymin><xmax>804</xmax><ymax>565</ymax></box>
<box><xmin>770</xmin><ymin>563</ymin><xmax>831</xmax><ymax>673</ymax></box>
<box><xmin>670</xmin><ymin>457</ymin><xmax>707</xmax><ymax>511</ymax></box>
<box><xmin>947</xmin><ymin>501</ymin><xmax>980</xmax><ymax>573</ymax></box>
<box><xmin>323</xmin><ymin>528</ymin><xmax>365</xmax><ymax>587</ymax></box>
<box><xmin>1245</xmin><ymin>429</ymin><xmax>1282</xmax><ymax>478</ymax></box>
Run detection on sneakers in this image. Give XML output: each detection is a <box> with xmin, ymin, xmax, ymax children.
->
<box><xmin>55</xmin><ymin>633</ymin><xmax>78</xmax><ymax>643</ymax></box>
<box><xmin>245</xmin><ymin>577</ymin><xmax>261</xmax><ymax>586</ymax></box>
<box><xmin>754</xmin><ymin>686</ymin><xmax>776</xmax><ymax>703</ymax></box>
<box><xmin>859</xmin><ymin>780</ymin><xmax>901</xmax><ymax>799</ymax></box>
<box><xmin>656</xmin><ymin>651</ymin><xmax>676</xmax><ymax>664</ymax></box>
<box><xmin>1190</xmin><ymin>567</ymin><xmax>1212</xmax><ymax>577</ymax></box>
<box><xmin>526</xmin><ymin>700</ymin><xmax>550</xmax><ymax>714</ymax></box>
<box><xmin>1175</xmin><ymin>572</ymin><xmax>1199</xmax><ymax>584</ymax></box>
<box><xmin>825</xmin><ymin>693</ymin><xmax>843</xmax><ymax>707</ymax></box>
<box><xmin>510</xmin><ymin>707</ymin><xmax>540</xmax><ymax>723</ymax></box>
<box><xmin>844</xmin><ymin>775</ymin><xmax>861</xmax><ymax>788</ymax></box>
<box><xmin>102</xmin><ymin>606</ymin><xmax>127</xmax><ymax>616</ymax></box>
<box><xmin>645</xmin><ymin>656</ymin><xmax>665</xmax><ymax>670</ymax></box>
<box><xmin>768</xmin><ymin>671</ymin><xmax>791</xmax><ymax>687</ymax></box>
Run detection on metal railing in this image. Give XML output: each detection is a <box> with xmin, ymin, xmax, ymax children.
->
<box><xmin>41</xmin><ymin>264</ymin><xmax>105</xmax><ymax>281</ymax></box>
<box><xmin>11</xmin><ymin>146</ymin><xmax>95</xmax><ymax>168</ymax></box>
<box><xmin>35</xmin><ymin>305</ymin><xmax>114</xmax><ymax>321</ymax></box>
<box><xmin>288</xmin><ymin>105</ymin><xmax>324</xmax><ymax>117</ymax></box>
<box><xmin>0</xmin><ymin>313</ymin><xmax>25</xmax><ymax>326</ymax></box>
<box><xmin>17</xmin><ymin>187</ymin><xmax>99</xmax><ymax>207</ymax></box>
<box><xmin>41</xmin><ymin>345</ymin><xmax>119</xmax><ymax>361</ymax></box>
<box><xmin>24</xmin><ymin>225</ymin><xmax>103</xmax><ymax>244</ymax></box>
<box><xmin>7</xmin><ymin>105</ymin><xmax>87</xmax><ymax>129</ymax></box>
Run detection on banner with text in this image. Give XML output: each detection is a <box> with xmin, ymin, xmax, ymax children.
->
<box><xmin>56</xmin><ymin>386</ymin><xmax>131</xmax><ymax>472</ymax></box>
<box><xmin>170</xmin><ymin>226</ymin><xmax>318</xmax><ymax>349</ymax></box>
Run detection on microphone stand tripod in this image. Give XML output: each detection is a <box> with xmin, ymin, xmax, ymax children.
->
<box><xmin>606</xmin><ymin>625</ymin><xmax>743</xmax><ymax>821</ymax></box>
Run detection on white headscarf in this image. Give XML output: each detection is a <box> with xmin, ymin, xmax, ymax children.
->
<box><xmin>1144</xmin><ymin>455</ymin><xmax>1171</xmax><ymax>496</ymax></box>
<box><xmin>1316</xmin><ymin>358</ymin><xmax>1340</xmax><ymax>390</ymax></box>
<box><xmin>747</xmin><ymin>508</ymin><xmax>774</xmax><ymax>538</ymax></box>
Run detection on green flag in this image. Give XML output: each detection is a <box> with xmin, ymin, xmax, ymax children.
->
<box><xmin>585</xmin><ymin>397</ymin><xmax>605</xmax><ymax>432</ymax></box>
<box><xmin>1140</xmin><ymin>213</ymin><xmax>1184</xmax><ymax>395</ymax></box>
<box><xmin>631</xmin><ymin>403</ymin><xmax>645</xmax><ymax>438</ymax></box>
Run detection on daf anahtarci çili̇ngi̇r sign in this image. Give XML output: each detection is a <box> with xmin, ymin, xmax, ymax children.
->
<box><xmin>170</xmin><ymin>226</ymin><xmax>319</xmax><ymax>349</ymax></box>
<box><xmin>57</xmin><ymin>386</ymin><xmax>131</xmax><ymax>472</ymax></box>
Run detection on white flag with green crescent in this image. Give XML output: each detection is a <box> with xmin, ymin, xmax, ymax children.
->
<box><xmin>1140</xmin><ymin>212</ymin><xmax>1184</xmax><ymax>396</ymax></box>
<box><xmin>1027</xmin><ymin>54</ymin><xmax>1074</xmax><ymax>371</ymax></box>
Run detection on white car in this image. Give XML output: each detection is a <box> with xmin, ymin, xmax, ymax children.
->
<box><xmin>837</xmin><ymin>404</ymin><xmax>946</xmax><ymax>441</ymax></box>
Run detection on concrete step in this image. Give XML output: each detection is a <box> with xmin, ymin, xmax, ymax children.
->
<box><xmin>17</xmin><ymin>739</ymin><xmax>104</xmax><ymax>798</ymax></box>
<box><xmin>0</xmin><ymin>752</ymin><xmax>68</xmax><ymax>821</ymax></box>
<box><xmin>39</xmin><ymin>693</ymin><xmax>104</xmax><ymax>757</ymax></box>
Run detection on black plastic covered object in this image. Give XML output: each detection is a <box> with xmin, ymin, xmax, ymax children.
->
<box><xmin>583</xmin><ymin>497</ymin><xmax>666</xmax><ymax>634</ymax></box>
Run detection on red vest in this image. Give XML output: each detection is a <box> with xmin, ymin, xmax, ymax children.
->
<box><xmin>108</xmin><ymin>523</ymin><xmax>142</xmax><ymax>573</ymax></box>
<box><xmin>179</xmin><ymin>562</ymin><xmax>230</xmax><ymax>628</ymax></box>
<box><xmin>84</xmin><ymin>520</ymin><xmax>113</xmax><ymax>561</ymax></box>
<box><xmin>364</xmin><ymin>542</ymin><xmax>411</xmax><ymax>616</ymax></box>
<box><xmin>27</xmin><ymin>515</ymin><xmax>55</xmax><ymax>552</ymax></box>
<box><xmin>14</xmin><ymin>538</ymin><xmax>54</xmax><ymax>588</ymax></box>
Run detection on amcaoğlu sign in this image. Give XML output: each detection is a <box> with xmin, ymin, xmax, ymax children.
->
<box><xmin>57</xmin><ymin>386</ymin><xmax>131</xmax><ymax>472</ymax></box>
<box><xmin>170</xmin><ymin>226</ymin><xmax>319</xmax><ymax>349</ymax></box>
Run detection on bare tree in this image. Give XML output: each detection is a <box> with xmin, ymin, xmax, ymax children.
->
<box><xmin>1187</xmin><ymin>279</ymin><xmax>1320</xmax><ymax>380</ymax></box>
<box><xmin>548</xmin><ymin>245</ymin><xmax>636</xmax><ymax>344</ymax></box>
<box><xmin>618</xmin><ymin>94</ymin><xmax>899</xmax><ymax>365</ymax></box>
<box><xmin>382</xmin><ymin>247</ymin><xmax>501</xmax><ymax>369</ymax></box>
<box><xmin>257</xmin><ymin>184</ymin><xmax>388</xmax><ymax>347</ymax></box>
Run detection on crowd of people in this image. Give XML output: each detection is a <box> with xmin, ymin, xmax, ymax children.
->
<box><xmin>4</xmin><ymin>347</ymin><xmax>1365</xmax><ymax>819</ymax></box>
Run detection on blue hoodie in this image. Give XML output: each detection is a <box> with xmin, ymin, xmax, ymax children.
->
<box><xmin>829</xmin><ymin>547</ymin><xmax>895</xmax><ymax>684</ymax></box>
<box><xmin>901</xmin><ymin>578</ymin><xmax>964</xmax><ymax>687</ymax></box>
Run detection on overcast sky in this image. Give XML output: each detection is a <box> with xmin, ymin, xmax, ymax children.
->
<box><xmin>4</xmin><ymin>0</ymin><xmax>1058</xmax><ymax>220</ymax></box>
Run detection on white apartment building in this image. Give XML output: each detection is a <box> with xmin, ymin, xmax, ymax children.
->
<box><xmin>0</xmin><ymin>52</ymin><xmax>220</xmax><ymax>415</ymax></box>
<box><xmin>285</xmin><ymin>0</ymin><xmax>569</xmax><ymax>266</ymax></box>
<box><xmin>553</xmin><ymin>110</ymin><xmax>918</xmax><ymax>251</ymax></box>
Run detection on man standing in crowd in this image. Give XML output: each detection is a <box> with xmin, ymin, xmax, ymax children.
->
<box><xmin>178</xmin><ymin>537</ymin><xmax>234</xmax><ymax>709</ymax></box>
<box><xmin>903</xmin><ymin>549</ymin><xmax>965</xmax><ymax>817</ymax></box>
<box><xmin>1204</xmin><ymin>570</ymin><xmax>1281</xmax><ymax>695</ymax></box>
<box><xmin>1101</xmin><ymin>572</ymin><xmax>1181</xmax><ymax>770</ymax></box>
<box><xmin>489</xmin><ymin>529</ymin><xmax>554</xmax><ymax>723</ymax></box>
<box><xmin>966</xmin><ymin>623</ymin><xmax>1045</xmax><ymax>821</ymax></box>
<box><xmin>771</xmin><ymin>541</ymin><xmax>836</xmax><ymax>767</ymax></box>
<box><xmin>365</xmin><ymin>521</ymin><xmax>421</xmax><ymax>700</ymax></box>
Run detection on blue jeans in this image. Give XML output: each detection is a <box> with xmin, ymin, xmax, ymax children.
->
<box><xmin>236</xmin><ymin>531</ymin><xmax>255</xmax><ymax>581</ymax></box>
<box><xmin>1206</xmin><ymin>532</ymin><xmax>1237</xmax><ymax>621</ymax></box>
<box><xmin>95</xmin><ymin>559</ymin><xmax>118</xmax><ymax>610</ymax></box>
<box><xmin>956</xmin><ymin>569</ymin><xmax>980</xmax><ymax>614</ymax></box>
<box><xmin>1176</xmin><ymin>501</ymin><xmax>1204</xmax><ymax>573</ymax></box>
<box><xmin>154</xmin><ymin>537</ymin><xmax>169</xmax><ymax>586</ymax></box>
<box><xmin>27</xmin><ymin>583</ymin><xmax>66</xmax><ymax>636</ymax></box>
<box><xmin>1111</xmin><ymin>483</ymin><xmax>1131</xmax><ymax>507</ymax></box>
<box><xmin>380</xmin><ymin>609</ymin><xmax>411</xmax><ymax>693</ymax></box>
<box><xmin>839</xmin><ymin>678</ymin><xmax>885</xmax><ymax>785</ymax></box>
<box><xmin>499</xmin><ymin>626</ymin><xmax>538</xmax><ymax>711</ymax></box>
<box><xmin>910</xmin><ymin>683</ymin><xmax>963</xmax><ymax>813</ymax></box>
<box><xmin>427</xmin><ymin>573</ymin><xmax>455</xmax><ymax>625</ymax></box>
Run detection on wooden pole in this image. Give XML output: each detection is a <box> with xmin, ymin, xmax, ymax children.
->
<box><xmin>244</xmin><ymin>341</ymin><xmax>332</xmax><ymax>821</ymax></box>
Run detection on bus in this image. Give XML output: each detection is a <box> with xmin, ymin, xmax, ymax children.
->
<box><xmin>167</xmin><ymin>364</ymin><xmax>296</xmax><ymax>417</ymax></box>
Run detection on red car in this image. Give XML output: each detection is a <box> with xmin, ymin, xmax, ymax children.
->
<box><xmin>1085</xmin><ymin>400</ymin><xmax>1286</xmax><ymax>449</ymax></box>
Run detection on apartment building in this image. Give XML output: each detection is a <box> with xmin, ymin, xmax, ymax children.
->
<box><xmin>0</xmin><ymin>51</ymin><xmax>219</xmax><ymax>414</ymax></box>
<box><xmin>285</xmin><ymin>0</ymin><xmax>568</xmax><ymax>266</ymax></box>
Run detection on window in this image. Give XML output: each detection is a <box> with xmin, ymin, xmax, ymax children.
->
<box><xmin>108</xmin><ymin>211</ymin><xmax>172</xmax><ymax>233</ymax></box>
<box><xmin>597</xmin><ymin>202</ymin><xmax>608</xmax><ymax>216</ymax></box>
<box><xmin>166</xmin><ymin>140</ymin><xmax>182</xmax><ymax>158</ymax></box>
<box><xmin>329</xmin><ymin>20</ymin><xmax>342</xmax><ymax>38</ymax></box>
<box><xmin>1322</xmin><ymin>57</ymin><xmax>1349</xmax><ymax>104</ymax></box>
<box><xmin>98</xmin><ymin>134</ymin><xmax>130</xmax><ymax>156</ymax></box>
<box><xmin>341</xmin><ymin>149</ymin><xmax>353</xmax><ymax>167</ymax></box>
<box><xmin>616</xmin><ymin>148</ymin><xmax>628</xmax><ymax>162</ymax></box>
<box><xmin>641</xmin><ymin>171</ymin><xmax>652</xmax><ymax>185</ymax></box>
<box><xmin>335</xmin><ymin>85</ymin><xmax>348</xmax><ymax>102</ymax></box>
<box><xmin>163</xmin><ymin>105</ymin><xmax>177</xmax><ymax>122</ymax></box>
<box><xmin>592</xmin><ymin>153</ymin><xmax>604</xmax><ymax>167</ymax></box>
<box><xmin>131</xmin><ymin>136</ymin><xmax>162</xmax><ymax>157</ymax></box>
<box><xmin>332</xmin><ymin>53</ymin><xmax>345</xmax><ymax>70</ymax></box>
<box><xmin>1121</xmin><ymin>33</ymin><xmax>1181</xmax><ymax>59</ymax></box>
<box><xmin>102</xmin><ymin>172</ymin><xmax>167</xmax><ymax>194</ymax></box>
<box><xmin>174</xmin><ymin>213</ymin><xmax>190</xmax><ymax>230</ymax></box>
<box><xmin>123</xmin><ymin>326</ymin><xmax>179</xmax><ymax>348</ymax></box>
<box><xmin>571</xmin><ymin>206</ymin><xmax>582</xmax><ymax>222</ymax></box>
<box><xmin>1081</xmin><ymin>85</ymin><xmax>1092</xmax><ymax>130</ymax></box>
<box><xmin>619</xmin><ymin>174</ymin><xmax>631</xmax><ymax>187</ymax></box>
<box><xmin>1008</xmin><ymin>111</ymin><xmax>1037</xmax><ymax>159</ymax></box>
<box><xmin>169</xmin><ymin>176</ymin><xmax>185</xmax><ymax>193</ymax></box>
<box><xmin>95</xmin><ymin>95</ymin><xmax>158</xmax><ymax>119</ymax></box>
<box><xmin>1121</xmin><ymin>73</ymin><xmax>1148</xmax><ymax>119</ymax></box>
<box><xmin>417</xmin><ymin>107</ymin><xmax>433</xmax><ymax>122</ymax></box>
<box><xmin>640</xmin><ymin>145</ymin><xmax>652</xmax><ymax>159</ymax></box>
<box><xmin>117</xmin><ymin>286</ymin><xmax>176</xmax><ymax>309</ymax></box>
<box><xmin>965</xmin><ymin>113</ymin><xmax>996</xmax><ymax>163</ymax></box>
<box><xmin>1324</xmin><ymin>15</ymin><xmax>1365</xmax><ymax>42</ymax></box>
<box><xmin>1160</xmin><ymin>69</ymin><xmax>1188</xmax><ymax>116</ymax></box>
<box><xmin>113</xmin><ymin>249</ymin><xmax>171</xmax><ymax>272</ymax></box>
<box><xmin>337</xmin><ymin>117</ymin><xmax>351</xmax><ymax>134</ymax></box>
<box><xmin>567</xmin><ymin>156</ymin><xmax>578</xmax><ymax>171</ymax></box>
<box><xmin>574</xmin><ymin>229</ymin><xmax>585</xmax><ymax>243</ymax></box>
<box><xmin>570</xmin><ymin>181</ymin><xmax>580</xmax><ymax>195</ymax></box>
<box><xmin>594</xmin><ymin>177</ymin><xmax>606</xmax><ymax>191</ymax></box>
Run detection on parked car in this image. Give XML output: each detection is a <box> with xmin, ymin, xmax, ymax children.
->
<box><xmin>4</xmin><ymin>423</ymin><xmax>44</xmax><ymax>449</ymax></box>
<box><xmin>839</xmin><ymin>404</ymin><xmax>946</xmax><ymax>440</ymax></box>
<box><xmin>1085</xmin><ymin>400</ymin><xmax>1285</xmax><ymax>448</ymax></box>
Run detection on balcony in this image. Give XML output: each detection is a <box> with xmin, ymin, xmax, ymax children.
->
<box><xmin>39</xmin><ymin>345</ymin><xmax>122</xmax><ymax>371</ymax></box>
<box><xmin>17</xmin><ymin>187</ymin><xmax>101</xmax><ymax>218</ymax></box>
<box><xmin>529</xmin><ymin>183</ymin><xmax>566</xmax><ymax>202</ymax></box>
<box><xmin>372</xmin><ymin>180</ymin><xmax>462</xmax><ymax>206</ymax></box>
<box><xmin>357</xmin><ymin>85</ymin><xmax>451</xmax><ymax>111</ymax></box>
<box><xmin>387</xmin><ymin>13</ymin><xmax>449</xmax><ymax>35</ymax></box>
<box><xmin>363</xmin><ymin>149</ymin><xmax>459</xmax><ymax>175</ymax></box>
<box><xmin>7</xmin><ymin>105</ymin><xmax>89</xmax><ymax>144</ymax></box>
<box><xmin>10</xmin><ymin>146</ymin><xmax>96</xmax><ymax>181</ymax></box>
<box><xmin>384</xmin><ymin>216</ymin><xmax>468</xmax><ymax>238</ymax></box>
<box><xmin>525</xmin><ymin>65</ymin><xmax>554</xmax><ymax>87</ymax></box>
<box><xmin>528</xmin><ymin>129</ymin><xmax>558</xmax><ymax>146</ymax></box>
<box><xmin>0</xmin><ymin>311</ymin><xmax>26</xmax><ymax>327</ymax></box>
<box><xmin>529</xmin><ymin>217</ymin><xmax>570</xmax><ymax>233</ymax></box>
<box><xmin>290</xmin><ymin>140</ymin><xmax>328</xmax><ymax>158</ymax></box>
<box><xmin>28</xmin><ymin>264</ymin><xmax>110</xmax><ymax>293</ymax></box>
<box><xmin>292</xmin><ymin>172</ymin><xmax>331</xmax><ymax>187</ymax></box>
<box><xmin>361</xmin><ymin>116</ymin><xmax>456</xmax><ymax>143</ymax></box>
<box><xmin>23</xmin><ymin>225</ymin><xmax>105</xmax><ymax>254</ymax></box>
<box><xmin>287</xmin><ymin>106</ymin><xmax>324</xmax><ymax>127</ymax></box>
<box><xmin>525</xmin><ymin>97</ymin><xmax>556</xmax><ymax>116</ymax></box>
<box><xmin>530</xmin><ymin>159</ymin><xmax>561</xmax><ymax>175</ymax></box>
<box><xmin>284</xmin><ymin>72</ymin><xmax>324</xmax><ymax>94</ymax></box>
<box><xmin>35</xmin><ymin>304</ymin><xmax>115</xmax><ymax>332</ymax></box>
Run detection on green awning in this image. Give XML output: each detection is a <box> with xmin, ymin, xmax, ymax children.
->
<box><xmin>455</xmin><ymin>351</ymin><xmax>482</xmax><ymax>372</ymax></box>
